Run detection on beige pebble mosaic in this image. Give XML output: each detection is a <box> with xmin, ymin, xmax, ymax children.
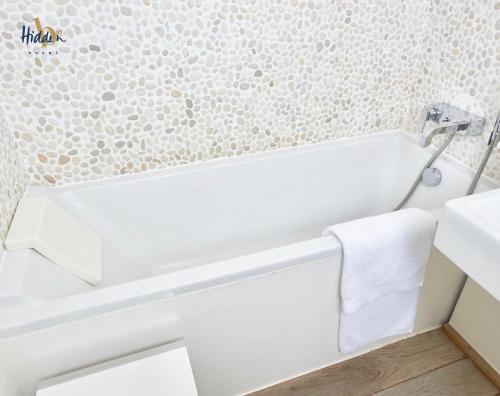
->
<box><xmin>0</xmin><ymin>0</ymin><xmax>499</xmax><ymax>252</ymax></box>
<box><xmin>407</xmin><ymin>0</ymin><xmax>500</xmax><ymax>180</ymax></box>
<box><xmin>0</xmin><ymin>110</ymin><xmax>29</xmax><ymax>256</ymax></box>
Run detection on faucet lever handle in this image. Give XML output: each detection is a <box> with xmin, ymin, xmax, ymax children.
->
<box><xmin>428</xmin><ymin>106</ymin><xmax>443</xmax><ymax>122</ymax></box>
<box><xmin>418</xmin><ymin>105</ymin><xmax>443</xmax><ymax>136</ymax></box>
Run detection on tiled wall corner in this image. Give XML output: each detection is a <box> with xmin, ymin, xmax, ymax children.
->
<box><xmin>407</xmin><ymin>0</ymin><xmax>500</xmax><ymax>182</ymax></box>
<box><xmin>0</xmin><ymin>107</ymin><xmax>29</xmax><ymax>256</ymax></box>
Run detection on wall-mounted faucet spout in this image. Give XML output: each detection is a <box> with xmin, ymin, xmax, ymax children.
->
<box><xmin>418</xmin><ymin>103</ymin><xmax>487</xmax><ymax>147</ymax></box>
<box><xmin>421</xmin><ymin>126</ymin><xmax>453</xmax><ymax>147</ymax></box>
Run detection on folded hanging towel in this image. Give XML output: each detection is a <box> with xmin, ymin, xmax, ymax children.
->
<box><xmin>323</xmin><ymin>208</ymin><xmax>437</xmax><ymax>353</ymax></box>
<box><xmin>339</xmin><ymin>288</ymin><xmax>421</xmax><ymax>354</ymax></box>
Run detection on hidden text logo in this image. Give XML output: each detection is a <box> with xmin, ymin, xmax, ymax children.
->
<box><xmin>20</xmin><ymin>17</ymin><xmax>66</xmax><ymax>54</ymax></box>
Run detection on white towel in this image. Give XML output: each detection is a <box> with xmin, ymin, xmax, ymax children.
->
<box><xmin>323</xmin><ymin>208</ymin><xmax>437</xmax><ymax>353</ymax></box>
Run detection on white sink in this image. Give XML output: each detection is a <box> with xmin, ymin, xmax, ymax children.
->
<box><xmin>434</xmin><ymin>188</ymin><xmax>500</xmax><ymax>301</ymax></box>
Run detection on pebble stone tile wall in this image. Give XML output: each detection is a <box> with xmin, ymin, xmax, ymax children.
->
<box><xmin>0</xmin><ymin>0</ymin><xmax>499</xmax><ymax>251</ymax></box>
<box><xmin>407</xmin><ymin>0</ymin><xmax>500</xmax><ymax>181</ymax></box>
<box><xmin>0</xmin><ymin>0</ymin><xmax>428</xmax><ymax>185</ymax></box>
<box><xmin>0</xmin><ymin>108</ymin><xmax>29</xmax><ymax>256</ymax></box>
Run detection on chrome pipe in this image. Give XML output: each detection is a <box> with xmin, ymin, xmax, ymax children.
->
<box><xmin>467</xmin><ymin>110</ymin><xmax>500</xmax><ymax>195</ymax></box>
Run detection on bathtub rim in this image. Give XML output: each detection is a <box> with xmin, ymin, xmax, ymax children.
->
<box><xmin>0</xmin><ymin>236</ymin><xmax>340</xmax><ymax>340</ymax></box>
<box><xmin>53</xmin><ymin>129</ymin><xmax>408</xmax><ymax>192</ymax></box>
<box><xmin>51</xmin><ymin>129</ymin><xmax>499</xmax><ymax>194</ymax></box>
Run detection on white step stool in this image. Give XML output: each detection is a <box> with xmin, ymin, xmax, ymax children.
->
<box><xmin>36</xmin><ymin>342</ymin><xmax>199</xmax><ymax>396</ymax></box>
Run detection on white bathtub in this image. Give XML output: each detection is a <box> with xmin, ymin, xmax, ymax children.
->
<box><xmin>0</xmin><ymin>130</ymin><xmax>495</xmax><ymax>396</ymax></box>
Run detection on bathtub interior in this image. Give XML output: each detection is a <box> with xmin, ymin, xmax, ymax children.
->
<box><xmin>0</xmin><ymin>131</ymin><xmax>496</xmax><ymax>305</ymax></box>
<box><xmin>0</xmin><ymin>130</ymin><xmax>497</xmax><ymax>396</ymax></box>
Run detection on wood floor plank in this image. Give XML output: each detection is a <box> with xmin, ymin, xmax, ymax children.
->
<box><xmin>250</xmin><ymin>329</ymin><xmax>465</xmax><ymax>396</ymax></box>
<box><xmin>374</xmin><ymin>359</ymin><xmax>500</xmax><ymax>396</ymax></box>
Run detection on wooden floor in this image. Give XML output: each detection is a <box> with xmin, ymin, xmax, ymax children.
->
<box><xmin>249</xmin><ymin>329</ymin><xmax>499</xmax><ymax>396</ymax></box>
